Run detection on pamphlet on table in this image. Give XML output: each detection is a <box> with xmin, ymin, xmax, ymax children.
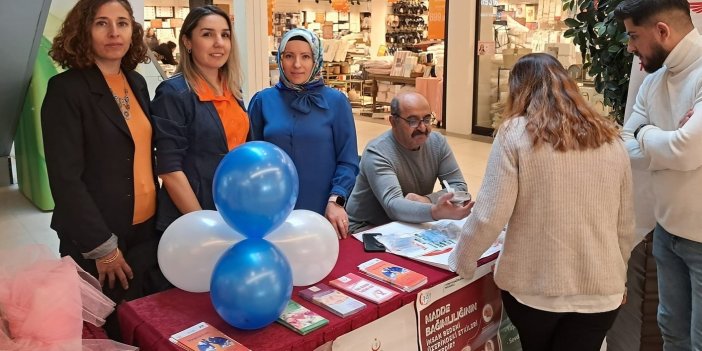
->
<box><xmin>353</xmin><ymin>219</ymin><xmax>504</xmax><ymax>271</ymax></box>
<box><xmin>169</xmin><ymin>322</ymin><xmax>250</xmax><ymax>351</ymax></box>
<box><xmin>277</xmin><ymin>300</ymin><xmax>329</xmax><ymax>335</ymax></box>
<box><xmin>299</xmin><ymin>283</ymin><xmax>367</xmax><ymax>317</ymax></box>
<box><xmin>329</xmin><ymin>273</ymin><xmax>399</xmax><ymax>304</ymax></box>
<box><xmin>357</xmin><ymin>258</ymin><xmax>428</xmax><ymax>292</ymax></box>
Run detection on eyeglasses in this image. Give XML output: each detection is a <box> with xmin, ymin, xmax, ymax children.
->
<box><xmin>393</xmin><ymin>113</ymin><xmax>434</xmax><ymax>128</ymax></box>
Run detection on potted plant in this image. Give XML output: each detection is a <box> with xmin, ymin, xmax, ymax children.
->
<box><xmin>563</xmin><ymin>0</ymin><xmax>633</xmax><ymax>124</ymax></box>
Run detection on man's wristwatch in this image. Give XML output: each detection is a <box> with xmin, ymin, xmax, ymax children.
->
<box><xmin>329</xmin><ymin>195</ymin><xmax>346</xmax><ymax>207</ymax></box>
<box><xmin>633</xmin><ymin>123</ymin><xmax>648</xmax><ymax>139</ymax></box>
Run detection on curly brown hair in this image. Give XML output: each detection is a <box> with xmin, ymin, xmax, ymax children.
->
<box><xmin>49</xmin><ymin>0</ymin><xmax>148</xmax><ymax>71</ymax></box>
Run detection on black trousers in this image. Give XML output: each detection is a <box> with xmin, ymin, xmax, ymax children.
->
<box><xmin>502</xmin><ymin>291</ymin><xmax>620</xmax><ymax>351</ymax></box>
<box><xmin>60</xmin><ymin>216</ymin><xmax>172</xmax><ymax>340</ymax></box>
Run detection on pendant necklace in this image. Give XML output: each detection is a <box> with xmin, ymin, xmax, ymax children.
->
<box><xmin>111</xmin><ymin>71</ymin><xmax>131</xmax><ymax>120</ymax></box>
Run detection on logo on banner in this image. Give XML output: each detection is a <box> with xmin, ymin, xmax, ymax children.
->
<box><xmin>419</xmin><ymin>291</ymin><xmax>432</xmax><ymax>306</ymax></box>
<box><xmin>691</xmin><ymin>2</ymin><xmax>702</xmax><ymax>14</ymax></box>
<box><xmin>371</xmin><ymin>338</ymin><xmax>382</xmax><ymax>351</ymax></box>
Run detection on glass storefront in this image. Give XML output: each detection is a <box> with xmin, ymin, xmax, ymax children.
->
<box><xmin>471</xmin><ymin>0</ymin><xmax>606</xmax><ymax>136</ymax></box>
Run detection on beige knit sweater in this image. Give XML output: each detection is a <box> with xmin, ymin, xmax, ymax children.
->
<box><xmin>449</xmin><ymin>117</ymin><xmax>635</xmax><ymax>296</ymax></box>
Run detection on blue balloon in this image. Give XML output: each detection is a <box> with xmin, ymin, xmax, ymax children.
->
<box><xmin>210</xmin><ymin>239</ymin><xmax>293</xmax><ymax>330</ymax></box>
<box><xmin>213</xmin><ymin>141</ymin><xmax>299</xmax><ymax>238</ymax></box>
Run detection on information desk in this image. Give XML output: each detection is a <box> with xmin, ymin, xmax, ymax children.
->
<box><xmin>118</xmin><ymin>236</ymin><xmax>498</xmax><ymax>351</ymax></box>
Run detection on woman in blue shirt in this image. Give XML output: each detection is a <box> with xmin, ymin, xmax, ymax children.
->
<box><xmin>249</xmin><ymin>28</ymin><xmax>359</xmax><ymax>239</ymax></box>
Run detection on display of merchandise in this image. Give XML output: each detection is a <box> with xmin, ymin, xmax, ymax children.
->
<box><xmin>357</xmin><ymin>258</ymin><xmax>428</xmax><ymax>292</ymax></box>
<box><xmin>386</xmin><ymin>0</ymin><xmax>429</xmax><ymax>54</ymax></box>
<box><xmin>276</xmin><ymin>300</ymin><xmax>329</xmax><ymax>335</ymax></box>
<box><xmin>329</xmin><ymin>273</ymin><xmax>399</xmax><ymax>304</ymax></box>
<box><xmin>169</xmin><ymin>322</ymin><xmax>250</xmax><ymax>351</ymax></box>
<box><xmin>299</xmin><ymin>283</ymin><xmax>367</xmax><ymax>318</ymax></box>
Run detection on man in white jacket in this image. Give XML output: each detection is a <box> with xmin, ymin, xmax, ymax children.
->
<box><xmin>616</xmin><ymin>1</ymin><xmax>702</xmax><ymax>350</ymax></box>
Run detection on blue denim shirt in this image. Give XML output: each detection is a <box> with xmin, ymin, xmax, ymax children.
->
<box><xmin>151</xmin><ymin>73</ymin><xmax>248</xmax><ymax>231</ymax></box>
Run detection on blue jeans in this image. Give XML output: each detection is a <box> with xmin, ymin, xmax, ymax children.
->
<box><xmin>653</xmin><ymin>224</ymin><xmax>702</xmax><ymax>351</ymax></box>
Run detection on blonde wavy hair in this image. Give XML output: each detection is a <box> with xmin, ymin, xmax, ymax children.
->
<box><xmin>177</xmin><ymin>5</ymin><xmax>243</xmax><ymax>101</ymax></box>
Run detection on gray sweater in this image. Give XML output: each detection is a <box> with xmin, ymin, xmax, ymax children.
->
<box><xmin>346</xmin><ymin>130</ymin><xmax>467</xmax><ymax>229</ymax></box>
<box><xmin>449</xmin><ymin>118</ymin><xmax>635</xmax><ymax>296</ymax></box>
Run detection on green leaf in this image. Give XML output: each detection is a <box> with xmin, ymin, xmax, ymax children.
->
<box><xmin>594</xmin><ymin>23</ymin><xmax>606</xmax><ymax>36</ymax></box>
<box><xmin>564</xmin><ymin>18</ymin><xmax>581</xmax><ymax>28</ymax></box>
<box><xmin>608</xmin><ymin>45</ymin><xmax>621</xmax><ymax>53</ymax></box>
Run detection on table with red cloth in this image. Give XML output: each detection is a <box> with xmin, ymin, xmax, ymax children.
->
<box><xmin>83</xmin><ymin>322</ymin><xmax>108</xmax><ymax>339</ymax></box>
<box><xmin>118</xmin><ymin>237</ymin><xmax>497</xmax><ymax>351</ymax></box>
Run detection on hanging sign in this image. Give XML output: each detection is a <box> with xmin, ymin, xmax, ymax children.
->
<box><xmin>428</xmin><ymin>0</ymin><xmax>446</xmax><ymax>40</ymax></box>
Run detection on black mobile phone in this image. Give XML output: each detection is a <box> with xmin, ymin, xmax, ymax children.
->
<box><xmin>363</xmin><ymin>233</ymin><xmax>386</xmax><ymax>252</ymax></box>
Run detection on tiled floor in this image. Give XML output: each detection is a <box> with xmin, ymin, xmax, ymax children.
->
<box><xmin>0</xmin><ymin>118</ymin><xmax>492</xmax><ymax>256</ymax></box>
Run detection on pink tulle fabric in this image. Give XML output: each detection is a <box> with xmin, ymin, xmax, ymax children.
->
<box><xmin>0</xmin><ymin>245</ymin><xmax>137</xmax><ymax>351</ymax></box>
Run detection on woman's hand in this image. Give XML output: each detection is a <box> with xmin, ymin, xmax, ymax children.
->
<box><xmin>96</xmin><ymin>248</ymin><xmax>134</xmax><ymax>290</ymax></box>
<box><xmin>325</xmin><ymin>202</ymin><xmax>349</xmax><ymax>239</ymax></box>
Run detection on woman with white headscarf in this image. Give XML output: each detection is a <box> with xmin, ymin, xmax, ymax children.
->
<box><xmin>249</xmin><ymin>28</ymin><xmax>359</xmax><ymax>239</ymax></box>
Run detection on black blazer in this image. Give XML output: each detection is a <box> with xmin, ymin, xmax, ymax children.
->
<box><xmin>41</xmin><ymin>66</ymin><xmax>157</xmax><ymax>255</ymax></box>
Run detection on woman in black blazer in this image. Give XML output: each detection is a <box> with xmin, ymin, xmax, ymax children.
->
<box><xmin>41</xmin><ymin>0</ymin><xmax>169</xmax><ymax>317</ymax></box>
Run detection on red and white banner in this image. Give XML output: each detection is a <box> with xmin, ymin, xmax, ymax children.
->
<box><xmin>416</xmin><ymin>264</ymin><xmax>504</xmax><ymax>351</ymax></box>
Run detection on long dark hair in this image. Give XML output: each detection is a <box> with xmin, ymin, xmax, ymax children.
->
<box><xmin>501</xmin><ymin>53</ymin><xmax>619</xmax><ymax>151</ymax></box>
<box><xmin>49</xmin><ymin>0</ymin><xmax>148</xmax><ymax>70</ymax></box>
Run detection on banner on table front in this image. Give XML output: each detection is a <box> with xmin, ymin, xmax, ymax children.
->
<box><xmin>623</xmin><ymin>2</ymin><xmax>702</xmax><ymax>243</ymax></box>
<box><xmin>415</xmin><ymin>263</ymin><xmax>517</xmax><ymax>351</ymax></box>
<box><xmin>331</xmin><ymin>303</ymin><xmax>418</xmax><ymax>351</ymax></box>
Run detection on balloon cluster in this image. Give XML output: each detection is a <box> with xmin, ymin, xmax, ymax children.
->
<box><xmin>157</xmin><ymin>142</ymin><xmax>340</xmax><ymax>330</ymax></box>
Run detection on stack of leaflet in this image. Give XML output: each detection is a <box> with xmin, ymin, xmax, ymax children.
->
<box><xmin>357</xmin><ymin>258</ymin><xmax>427</xmax><ymax>292</ymax></box>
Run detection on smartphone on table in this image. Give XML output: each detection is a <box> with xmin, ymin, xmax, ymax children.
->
<box><xmin>362</xmin><ymin>233</ymin><xmax>386</xmax><ymax>252</ymax></box>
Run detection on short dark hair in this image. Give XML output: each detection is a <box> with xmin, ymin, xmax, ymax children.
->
<box><xmin>166</xmin><ymin>41</ymin><xmax>177</xmax><ymax>50</ymax></box>
<box><xmin>390</xmin><ymin>96</ymin><xmax>401</xmax><ymax>117</ymax></box>
<box><xmin>287</xmin><ymin>35</ymin><xmax>307</xmax><ymax>43</ymax></box>
<box><xmin>614</xmin><ymin>0</ymin><xmax>691</xmax><ymax>26</ymax></box>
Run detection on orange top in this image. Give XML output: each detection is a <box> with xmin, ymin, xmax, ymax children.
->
<box><xmin>104</xmin><ymin>72</ymin><xmax>156</xmax><ymax>224</ymax></box>
<box><xmin>194</xmin><ymin>79</ymin><xmax>249</xmax><ymax>151</ymax></box>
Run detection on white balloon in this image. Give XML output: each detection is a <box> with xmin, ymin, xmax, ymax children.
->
<box><xmin>266</xmin><ymin>210</ymin><xmax>339</xmax><ymax>286</ymax></box>
<box><xmin>158</xmin><ymin>210</ymin><xmax>244</xmax><ymax>292</ymax></box>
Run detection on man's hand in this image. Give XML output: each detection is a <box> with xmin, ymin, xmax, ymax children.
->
<box><xmin>96</xmin><ymin>248</ymin><xmax>133</xmax><ymax>290</ymax></box>
<box><xmin>405</xmin><ymin>193</ymin><xmax>432</xmax><ymax>203</ymax></box>
<box><xmin>678</xmin><ymin>109</ymin><xmax>694</xmax><ymax>128</ymax></box>
<box><xmin>430</xmin><ymin>192</ymin><xmax>474</xmax><ymax>220</ymax></box>
<box><xmin>325</xmin><ymin>202</ymin><xmax>349</xmax><ymax>239</ymax></box>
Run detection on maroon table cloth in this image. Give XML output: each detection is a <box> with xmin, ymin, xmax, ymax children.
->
<box><xmin>82</xmin><ymin>322</ymin><xmax>109</xmax><ymax>339</ymax></box>
<box><xmin>118</xmin><ymin>238</ymin><xmax>497</xmax><ymax>351</ymax></box>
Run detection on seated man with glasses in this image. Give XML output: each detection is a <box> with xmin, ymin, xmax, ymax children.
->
<box><xmin>346</xmin><ymin>92</ymin><xmax>474</xmax><ymax>233</ymax></box>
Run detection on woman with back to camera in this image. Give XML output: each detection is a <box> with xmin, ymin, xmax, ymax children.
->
<box><xmin>448</xmin><ymin>53</ymin><xmax>635</xmax><ymax>351</ymax></box>
<box><xmin>42</xmin><ymin>0</ymin><xmax>168</xmax><ymax>337</ymax></box>
<box><xmin>151</xmin><ymin>5</ymin><xmax>249</xmax><ymax>233</ymax></box>
<box><xmin>248</xmin><ymin>28</ymin><xmax>359</xmax><ymax>239</ymax></box>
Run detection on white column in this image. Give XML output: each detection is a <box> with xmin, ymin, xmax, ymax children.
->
<box><xmin>369</xmin><ymin>0</ymin><xmax>388</xmax><ymax>58</ymax></box>
<box><xmin>233</xmin><ymin>0</ymin><xmax>269</xmax><ymax>106</ymax></box>
<box><xmin>444</xmin><ymin>0</ymin><xmax>475</xmax><ymax>135</ymax></box>
<box><xmin>132</xmin><ymin>0</ymin><xmax>144</xmax><ymax>24</ymax></box>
